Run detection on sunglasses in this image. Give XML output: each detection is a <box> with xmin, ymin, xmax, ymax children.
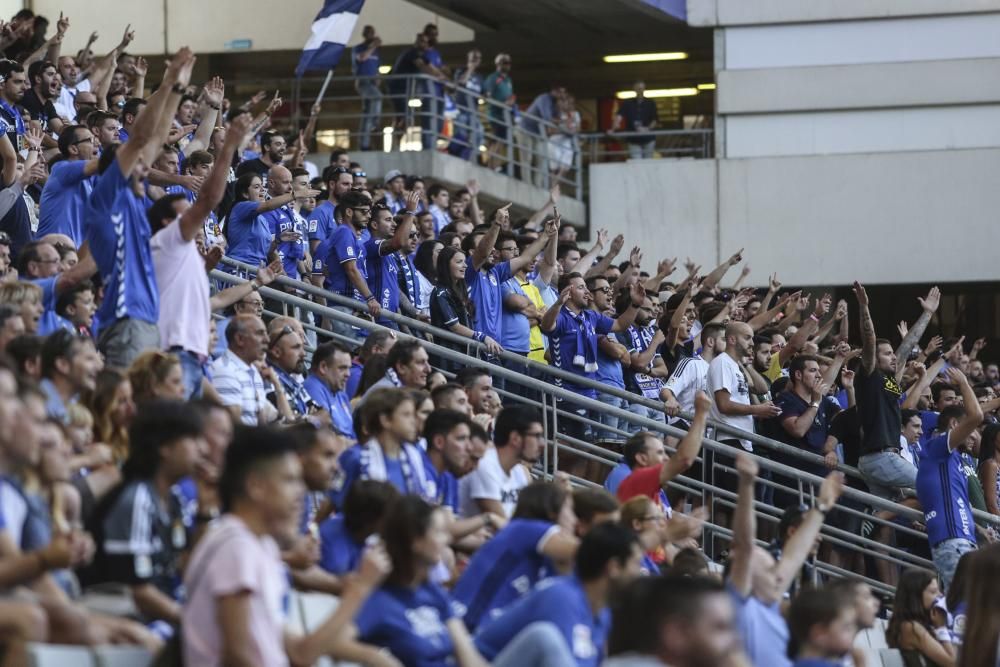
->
<box><xmin>269</xmin><ymin>324</ymin><xmax>295</xmax><ymax>347</ymax></box>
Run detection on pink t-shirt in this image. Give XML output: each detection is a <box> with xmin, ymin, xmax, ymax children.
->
<box><xmin>151</xmin><ymin>220</ymin><xmax>211</xmax><ymax>356</ymax></box>
<box><xmin>182</xmin><ymin>515</ymin><xmax>288</xmax><ymax>667</ymax></box>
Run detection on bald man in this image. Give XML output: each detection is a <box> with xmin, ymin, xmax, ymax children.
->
<box><xmin>260</xmin><ymin>165</ymin><xmax>307</xmax><ymax>281</ymax></box>
<box><xmin>705</xmin><ymin>321</ymin><xmax>782</xmax><ymax>507</ymax></box>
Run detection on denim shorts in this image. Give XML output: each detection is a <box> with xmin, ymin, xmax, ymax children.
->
<box><xmin>931</xmin><ymin>538</ymin><xmax>976</xmax><ymax>592</ymax></box>
<box><xmin>858</xmin><ymin>450</ymin><xmax>917</xmax><ymax>500</ymax></box>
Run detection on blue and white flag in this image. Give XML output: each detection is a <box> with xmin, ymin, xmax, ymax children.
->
<box><xmin>295</xmin><ymin>0</ymin><xmax>365</xmax><ymax>78</ymax></box>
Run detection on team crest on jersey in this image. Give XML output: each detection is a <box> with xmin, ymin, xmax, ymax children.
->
<box><xmin>489</xmin><ymin>274</ymin><xmax>498</xmax><ymax>286</ymax></box>
<box><xmin>347</xmin><ymin>246</ymin><xmax>355</xmax><ymax>257</ymax></box>
<box><xmin>309</xmin><ymin>220</ymin><xmax>318</xmax><ymax>232</ymax></box>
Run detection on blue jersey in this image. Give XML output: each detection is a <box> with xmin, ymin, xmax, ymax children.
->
<box><xmin>317</xmin><ymin>515</ymin><xmax>364</xmax><ymax>575</ymax></box>
<box><xmin>37</xmin><ymin>159</ymin><xmax>94</xmax><ymax>245</ymax></box>
<box><xmin>318</xmin><ymin>224</ymin><xmax>365</xmax><ymax>298</ymax></box>
<box><xmin>475</xmin><ymin>576</ymin><xmax>610</xmax><ymax>667</ymax></box>
<box><xmin>465</xmin><ymin>261</ymin><xmax>512</xmax><ymax>344</ymax></box>
<box><xmin>306</xmin><ymin>200</ymin><xmax>336</xmax><ymax>245</ymax></box>
<box><xmin>617</xmin><ymin>324</ymin><xmax>665</xmax><ymax>399</ymax></box>
<box><xmin>263</xmin><ymin>206</ymin><xmax>307</xmax><ymax>280</ymax></box>
<box><xmin>421</xmin><ymin>450</ymin><xmax>459</xmax><ymax>514</ymax></box>
<box><xmin>549</xmin><ymin>308</ymin><xmax>615</xmax><ymax>398</ymax></box>
<box><xmin>352</xmin><ymin>42</ymin><xmax>380</xmax><ymax>77</ymax></box>
<box><xmin>603</xmin><ymin>460</ymin><xmax>631</xmax><ymax>494</ymax></box>
<box><xmin>364</xmin><ymin>237</ymin><xmax>400</xmax><ymax>324</ymax></box>
<box><xmin>84</xmin><ymin>159</ymin><xmax>158</xmax><ymax>332</ymax></box>
<box><xmin>452</xmin><ymin>518</ymin><xmax>559</xmax><ymax>631</ymax></box>
<box><xmin>329</xmin><ymin>443</ymin><xmax>430</xmax><ymax>510</ymax></box>
<box><xmin>499</xmin><ymin>277</ymin><xmax>531</xmax><ymax>353</ymax></box>
<box><xmin>595</xmin><ymin>334</ymin><xmax>626</xmax><ymax>390</ymax></box>
<box><xmin>345</xmin><ymin>360</ymin><xmax>363</xmax><ymax>399</ymax></box>
<box><xmin>355</xmin><ymin>582</ymin><xmax>457</xmax><ymax>667</ymax></box>
<box><xmin>32</xmin><ymin>276</ymin><xmax>65</xmax><ymax>336</ymax></box>
<box><xmin>302</xmin><ymin>374</ymin><xmax>355</xmax><ymax>440</ymax></box>
<box><xmin>226</xmin><ymin>201</ymin><xmax>272</xmax><ymax>266</ymax></box>
<box><xmin>917</xmin><ymin>433</ymin><xmax>977</xmax><ymax>548</ymax></box>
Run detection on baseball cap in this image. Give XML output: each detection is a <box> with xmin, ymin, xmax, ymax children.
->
<box><xmin>383</xmin><ymin>169</ymin><xmax>404</xmax><ymax>184</ymax></box>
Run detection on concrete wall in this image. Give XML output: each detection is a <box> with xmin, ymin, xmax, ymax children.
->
<box><xmin>30</xmin><ymin>0</ymin><xmax>473</xmax><ymax>55</ymax></box>
<box><xmin>590</xmin><ymin>149</ymin><xmax>1000</xmax><ymax>286</ymax></box>
<box><xmin>688</xmin><ymin>0</ymin><xmax>1000</xmax><ymax>27</ymax></box>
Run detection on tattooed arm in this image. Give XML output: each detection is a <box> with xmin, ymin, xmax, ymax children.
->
<box><xmin>894</xmin><ymin>286</ymin><xmax>941</xmax><ymax>383</ymax></box>
<box><xmin>853</xmin><ymin>281</ymin><xmax>877</xmax><ymax>375</ymax></box>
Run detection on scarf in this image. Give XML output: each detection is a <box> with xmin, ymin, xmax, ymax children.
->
<box><xmin>396</xmin><ymin>252</ymin><xmax>417</xmax><ymax>304</ymax></box>
<box><xmin>358</xmin><ymin>438</ymin><xmax>432</xmax><ymax>499</ymax></box>
<box><xmin>270</xmin><ymin>364</ymin><xmax>311</xmax><ymax>416</ymax></box>
<box><xmin>568</xmin><ymin>308</ymin><xmax>598</xmax><ymax>373</ymax></box>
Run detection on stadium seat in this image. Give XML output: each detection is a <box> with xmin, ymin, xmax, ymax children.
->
<box><xmin>286</xmin><ymin>590</ymin><xmax>308</xmax><ymax>635</ymax></box>
<box><xmin>26</xmin><ymin>643</ymin><xmax>97</xmax><ymax>667</ymax></box>
<box><xmin>298</xmin><ymin>592</ymin><xmax>341</xmax><ymax>632</ymax></box>
<box><xmin>92</xmin><ymin>645</ymin><xmax>154</xmax><ymax>667</ymax></box>
<box><xmin>856</xmin><ymin>647</ymin><xmax>882</xmax><ymax>667</ymax></box>
<box><xmin>866</xmin><ymin>620</ymin><xmax>889</xmax><ymax>650</ymax></box>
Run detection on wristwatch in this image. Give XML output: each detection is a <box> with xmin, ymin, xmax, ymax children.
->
<box><xmin>809</xmin><ymin>401</ymin><xmax>820</xmax><ymax>408</ymax></box>
<box><xmin>251</xmin><ymin>281</ymin><xmax>260</xmax><ymax>291</ymax></box>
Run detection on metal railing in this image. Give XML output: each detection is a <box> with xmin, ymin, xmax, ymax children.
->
<box><xmin>292</xmin><ymin>73</ymin><xmax>714</xmax><ymax>199</ymax></box>
<box><xmin>214</xmin><ymin>257</ymin><xmax>1000</xmax><ymax>593</ymax></box>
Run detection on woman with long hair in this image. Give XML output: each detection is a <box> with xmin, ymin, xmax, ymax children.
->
<box><xmin>978</xmin><ymin>424</ymin><xmax>1000</xmax><ymax>515</ymax></box>
<box><xmin>82</xmin><ymin>369</ymin><xmax>135</xmax><ymax>464</ymax></box>
<box><xmin>127</xmin><ymin>350</ymin><xmax>185</xmax><ymax>403</ymax></box>
<box><xmin>451</xmin><ymin>481</ymin><xmax>579</xmax><ymax>631</ymax></box>
<box><xmin>430</xmin><ymin>245</ymin><xmax>501</xmax><ymax>357</ymax></box>
<box><xmin>222</xmin><ymin>172</ymin><xmax>315</xmax><ymax>275</ymax></box>
<box><xmin>886</xmin><ymin>569</ymin><xmax>956</xmax><ymax>667</ymax></box>
<box><xmin>958</xmin><ymin>544</ymin><xmax>1000</xmax><ymax>667</ymax></box>
<box><xmin>352</xmin><ymin>495</ymin><xmax>490</xmax><ymax>666</ymax></box>
<box><xmin>413</xmin><ymin>239</ymin><xmax>444</xmax><ymax>318</ymax></box>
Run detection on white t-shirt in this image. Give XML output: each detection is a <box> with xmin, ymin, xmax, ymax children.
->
<box><xmin>459</xmin><ymin>446</ymin><xmax>529</xmax><ymax>518</ymax></box>
<box><xmin>664</xmin><ymin>355</ymin><xmax>709</xmax><ymax>424</ymax></box>
<box><xmin>182</xmin><ymin>515</ymin><xmax>288</xmax><ymax>667</ymax></box>
<box><xmin>151</xmin><ymin>220</ymin><xmax>211</xmax><ymax>355</ymax></box>
<box><xmin>707</xmin><ymin>353</ymin><xmax>753</xmax><ymax>450</ymax></box>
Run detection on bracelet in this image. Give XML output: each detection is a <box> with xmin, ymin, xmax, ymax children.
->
<box><xmin>366</xmin><ymin>294</ymin><xmax>377</xmax><ymax>302</ymax></box>
<box><xmin>815</xmin><ymin>503</ymin><xmax>832</xmax><ymax>515</ymax></box>
<box><xmin>631</xmin><ymin>302</ymin><xmax>643</xmax><ymax>309</ymax></box>
<box><xmin>251</xmin><ymin>281</ymin><xmax>260</xmax><ymax>291</ymax></box>
<box><xmin>170</xmin><ymin>83</ymin><xmax>185</xmax><ymax>94</ymax></box>
<box><xmin>473</xmin><ymin>331</ymin><xmax>486</xmax><ymax>343</ymax></box>
<box><xmin>809</xmin><ymin>314</ymin><xmax>820</xmax><ymax>322</ymax></box>
<box><xmin>207</xmin><ymin>103</ymin><xmax>221</xmax><ymax>110</ymax></box>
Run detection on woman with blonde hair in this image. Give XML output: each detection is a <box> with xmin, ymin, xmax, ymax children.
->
<box><xmin>127</xmin><ymin>350</ymin><xmax>185</xmax><ymax>403</ymax></box>
<box><xmin>82</xmin><ymin>369</ymin><xmax>135</xmax><ymax>464</ymax></box>
<box><xmin>0</xmin><ymin>280</ymin><xmax>43</xmax><ymax>333</ymax></box>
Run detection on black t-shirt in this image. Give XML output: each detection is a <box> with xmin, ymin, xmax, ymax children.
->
<box><xmin>616</xmin><ymin>98</ymin><xmax>658</xmax><ymax>143</ymax></box>
<box><xmin>855</xmin><ymin>366</ymin><xmax>902</xmax><ymax>454</ymax></box>
<box><xmin>21</xmin><ymin>88</ymin><xmax>58</xmax><ymax>128</ymax></box>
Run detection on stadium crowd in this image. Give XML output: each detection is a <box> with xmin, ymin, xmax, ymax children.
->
<box><xmin>0</xmin><ymin>9</ymin><xmax>1000</xmax><ymax>667</ymax></box>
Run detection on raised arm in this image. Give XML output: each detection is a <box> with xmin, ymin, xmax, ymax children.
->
<box><xmin>584</xmin><ymin>233</ymin><xmax>624</xmax><ymax>279</ymax></box>
<box><xmin>179</xmin><ymin>111</ymin><xmax>248</xmax><ymax>240</ymax></box>
<box><xmin>853</xmin><ymin>281</ymin><xmax>877</xmax><ymax>375</ymax></box>
<box><xmin>471</xmin><ymin>204</ymin><xmax>507</xmax><ymax>270</ymax></box>
<box><xmin>728</xmin><ymin>452</ymin><xmax>759</xmax><ymax>597</ymax></box>
<box><xmin>774</xmin><ymin>470</ymin><xmax>844</xmax><ymax>596</ymax></box>
<box><xmin>661</xmin><ymin>392</ymin><xmax>710</xmax><ymax>485</ymax></box>
<box><xmin>536</xmin><ymin>215</ymin><xmax>559</xmax><ymax>286</ymax></box>
<box><xmin>509</xmin><ymin>220</ymin><xmax>553</xmax><ymax>275</ymax></box>
<box><xmin>610</xmin><ymin>281</ymin><xmax>645</xmax><ymax>333</ymax></box>
<box><xmin>900</xmin><ymin>357</ymin><xmax>946</xmax><ymax>410</ymax></box>
<box><xmin>701</xmin><ymin>247</ymin><xmax>742</xmax><ymax>290</ymax></box>
<box><xmin>947</xmin><ymin>367</ymin><xmax>984</xmax><ymax>447</ymax></box>
<box><xmin>540</xmin><ymin>286</ymin><xmax>569</xmax><ymax>333</ymax></box>
<box><xmin>777</xmin><ymin>294</ymin><xmax>830</xmax><ymax>367</ymax></box>
<box><xmin>747</xmin><ymin>290</ymin><xmax>798</xmax><ymax>333</ymax></box>
<box><xmin>644</xmin><ymin>257</ymin><xmax>676</xmax><ymax>293</ymax></box>
<box><xmin>894</xmin><ymin>287</ymin><xmax>940</xmax><ymax>383</ymax></box>
<box><xmin>567</xmin><ymin>228</ymin><xmax>607</xmax><ymax>274</ymax></box>
<box><xmin>117</xmin><ymin>47</ymin><xmax>194</xmax><ymax>176</ymax></box>
<box><xmin>184</xmin><ymin>76</ymin><xmax>224</xmax><ymax>155</ymax></box>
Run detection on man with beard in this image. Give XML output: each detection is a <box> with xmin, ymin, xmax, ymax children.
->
<box><xmin>235</xmin><ymin>129</ymin><xmax>286</xmax><ymax>185</ymax></box>
<box><xmin>38</xmin><ymin>329</ymin><xmax>103</xmax><ymax>422</ymax></box>
<box><xmin>17</xmin><ymin>240</ymin><xmax>96</xmax><ymax>336</ymax></box>
<box><xmin>308</xmin><ymin>165</ymin><xmax>355</xmax><ymax>253</ymax></box>
<box><xmin>265</xmin><ymin>318</ymin><xmax>311</xmax><ymax>420</ymax></box>
<box><xmin>0</xmin><ymin>59</ymin><xmax>28</xmax><ymax>153</ymax></box>
<box><xmin>365</xmin><ymin>196</ymin><xmax>416</xmax><ymax>330</ymax></box>
<box><xmin>616</xmin><ymin>290</ymin><xmax>670</xmax><ymax>430</ymax></box>
<box><xmin>541</xmin><ymin>272</ymin><xmax>645</xmax><ymax>441</ymax></box>
<box><xmin>311</xmin><ymin>189</ymin><xmax>379</xmax><ymax>339</ymax></box>
<box><xmin>462</xmin><ymin>204</ymin><xmax>553</xmax><ymax>367</ymax></box>
<box><xmin>707</xmin><ymin>322</ymin><xmax>781</xmax><ymax>501</ymax></box>
<box><xmin>22</xmin><ymin>60</ymin><xmax>63</xmax><ymax>138</ymax></box>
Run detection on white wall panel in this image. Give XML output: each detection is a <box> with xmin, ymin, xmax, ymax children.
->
<box><xmin>724</xmin><ymin>13</ymin><xmax>1000</xmax><ymax>69</ymax></box>
<box><xmin>689</xmin><ymin>0</ymin><xmax>1000</xmax><ymax>27</ymax></box>
<box><xmin>725</xmin><ymin>105</ymin><xmax>1000</xmax><ymax>158</ymax></box>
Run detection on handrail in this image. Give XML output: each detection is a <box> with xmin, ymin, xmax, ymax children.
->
<box><xmin>213</xmin><ymin>265</ymin><xmax>1000</xmax><ymax>534</ymax></box>
<box><xmin>218</xmin><ymin>257</ymin><xmax>864</xmax><ymax>482</ymax></box>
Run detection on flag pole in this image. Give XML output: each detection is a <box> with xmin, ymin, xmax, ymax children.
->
<box><xmin>315</xmin><ymin>69</ymin><xmax>335</xmax><ymax>107</ymax></box>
